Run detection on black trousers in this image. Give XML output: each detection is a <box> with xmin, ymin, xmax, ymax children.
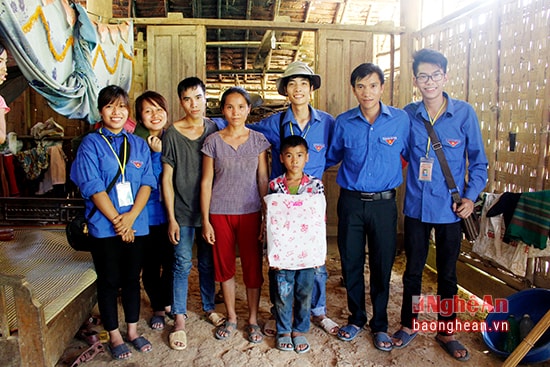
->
<box><xmin>400</xmin><ymin>217</ymin><xmax>462</xmax><ymax>335</ymax></box>
<box><xmin>91</xmin><ymin>235</ymin><xmax>145</xmax><ymax>331</ymax></box>
<box><xmin>142</xmin><ymin>224</ymin><xmax>173</xmax><ymax>312</ymax></box>
<box><xmin>337</xmin><ymin>190</ymin><xmax>397</xmax><ymax>333</ymax></box>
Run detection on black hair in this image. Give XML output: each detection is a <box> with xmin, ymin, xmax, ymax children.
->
<box><xmin>280</xmin><ymin>135</ymin><xmax>309</xmax><ymax>152</ymax></box>
<box><xmin>412</xmin><ymin>48</ymin><xmax>448</xmax><ymax>76</ymax></box>
<box><xmin>97</xmin><ymin>85</ymin><xmax>129</xmax><ymax>112</ymax></box>
<box><xmin>220</xmin><ymin>87</ymin><xmax>251</xmax><ymax>108</ymax></box>
<box><xmin>177</xmin><ymin>77</ymin><xmax>206</xmax><ymax>99</ymax></box>
<box><xmin>135</xmin><ymin>91</ymin><xmax>168</xmax><ymax>125</ymax></box>
<box><xmin>350</xmin><ymin>63</ymin><xmax>385</xmax><ymax>87</ymax></box>
<box><xmin>0</xmin><ymin>44</ymin><xmax>5</xmax><ymax>54</ymax></box>
<box><xmin>280</xmin><ymin>75</ymin><xmax>312</xmax><ymax>91</ymax></box>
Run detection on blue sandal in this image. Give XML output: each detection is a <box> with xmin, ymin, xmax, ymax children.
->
<box><xmin>276</xmin><ymin>335</ymin><xmax>294</xmax><ymax>351</ymax></box>
<box><xmin>392</xmin><ymin>329</ymin><xmax>417</xmax><ymax>349</ymax></box>
<box><xmin>292</xmin><ymin>335</ymin><xmax>310</xmax><ymax>354</ymax></box>
<box><xmin>109</xmin><ymin>343</ymin><xmax>131</xmax><ymax>360</ymax></box>
<box><xmin>337</xmin><ymin>324</ymin><xmax>361</xmax><ymax>342</ymax></box>
<box><xmin>373</xmin><ymin>332</ymin><xmax>393</xmax><ymax>352</ymax></box>
<box><xmin>128</xmin><ymin>336</ymin><xmax>152</xmax><ymax>353</ymax></box>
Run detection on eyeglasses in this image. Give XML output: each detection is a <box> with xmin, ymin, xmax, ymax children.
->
<box><xmin>415</xmin><ymin>72</ymin><xmax>445</xmax><ymax>83</ymax></box>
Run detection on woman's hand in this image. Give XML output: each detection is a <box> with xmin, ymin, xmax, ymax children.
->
<box><xmin>112</xmin><ymin>212</ymin><xmax>136</xmax><ymax>238</ymax></box>
<box><xmin>202</xmin><ymin>221</ymin><xmax>216</xmax><ymax>245</ymax></box>
<box><xmin>147</xmin><ymin>135</ymin><xmax>162</xmax><ymax>153</ymax></box>
<box><xmin>121</xmin><ymin>229</ymin><xmax>135</xmax><ymax>243</ymax></box>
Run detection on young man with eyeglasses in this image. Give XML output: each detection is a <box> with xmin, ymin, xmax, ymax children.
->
<box><xmin>392</xmin><ymin>49</ymin><xmax>488</xmax><ymax>362</ymax></box>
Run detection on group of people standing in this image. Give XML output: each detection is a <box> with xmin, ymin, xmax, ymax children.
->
<box><xmin>69</xmin><ymin>47</ymin><xmax>487</xmax><ymax>362</ymax></box>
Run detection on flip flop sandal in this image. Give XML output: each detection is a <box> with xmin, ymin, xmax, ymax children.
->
<box><xmin>435</xmin><ymin>337</ymin><xmax>471</xmax><ymax>362</ymax></box>
<box><xmin>70</xmin><ymin>342</ymin><xmax>105</xmax><ymax>367</ymax></box>
<box><xmin>392</xmin><ymin>329</ymin><xmax>418</xmax><ymax>349</ymax></box>
<box><xmin>337</xmin><ymin>324</ymin><xmax>362</xmax><ymax>342</ymax></box>
<box><xmin>292</xmin><ymin>335</ymin><xmax>310</xmax><ymax>354</ymax></box>
<box><xmin>150</xmin><ymin>315</ymin><xmax>165</xmax><ymax>330</ymax></box>
<box><xmin>263</xmin><ymin>319</ymin><xmax>276</xmax><ymax>337</ymax></box>
<box><xmin>207</xmin><ymin>311</ymin><xmax>226</xmax><ymax>327</ymax></box>
<box><xmin>276</xmin><ymin>335</ymin><xmax>294</xmax><ymax>351</ymax></box>
<box><xmin>317</xmin><ymin>317</ymin><xmax>340</xmax><ymax>335</ymax></box>
<box><xmin>128</xmin><ymin>336</ymin><xmax>152</xmax><ymax>353</ymax></box>
<box><xmin>169</xmin><ymin>330</ymin><xmax>187</xmax><ymax>350</ymax></box>
<box><xmin>373</xmin><ymin>332</ymin><xmax>393</xmax><ymax>352</ymax></box>
<box><xmin>109</xmin><ymin>343</ymin><xmax>131</xmax><ymax>360</ymax></box>
<box><xmin>247</xmin><ymin>324</ymin><xmax>264</xmax><ymax>344</ymax></box>
<box><xmin>215</xmin><ymin>321</ymin><xmax>237</xmax><ymax>340</ymax></box>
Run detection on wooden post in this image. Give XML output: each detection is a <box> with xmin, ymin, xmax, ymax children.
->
<box><xmin>399</xmin><ymin>0</ymin><xmax>421</xmax><ymax>107</ymax></box>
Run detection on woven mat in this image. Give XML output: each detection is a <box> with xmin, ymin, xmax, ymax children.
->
<box><xmin>0</xmin><ymin>228</ymin><xmax>96</xmax><ymax>332</ymax></box>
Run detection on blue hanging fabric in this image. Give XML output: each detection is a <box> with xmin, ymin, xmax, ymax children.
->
<box><xmin>0</xmin><ymin>0</ymin><xmax>133</xmax><ymax>124</ymax></box>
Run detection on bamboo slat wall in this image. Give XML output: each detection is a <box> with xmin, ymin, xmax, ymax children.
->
<box><xmin>413</xmin><ymin>0</ymin><xmax>549</xmax><ymax>193</ymax></box>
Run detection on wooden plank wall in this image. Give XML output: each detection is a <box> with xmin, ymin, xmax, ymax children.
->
<box><xmin>413</xmin><ymin>0</ymin><xmax>550</xmax><ymax>193</ymax></box>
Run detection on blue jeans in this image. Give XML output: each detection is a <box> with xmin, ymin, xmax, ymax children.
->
<box><xmin>172</xmin><ymin>226</ymin><xmax>216</xmax><ymax>315</ymax></box>
<box><xmin>401</xmin><ymin>216</ymin><xmax>462</xmax><ymax>335</ymax></box>
<box><xmin>274</xmin><ymin>268</ymin><xmax>314</xmax><ymax>334</ymax></box>
<box><xmin>269</xmin><ymin>265</ymin><xmax>328</xmax><ymax>317</ymax></box>
<box><xmin>310</xmin><ymin>265</ymin><xmax>328</xmax><ymax>317</ymax></box>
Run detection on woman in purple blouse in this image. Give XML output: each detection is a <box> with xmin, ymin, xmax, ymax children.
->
<box><xmin>201</xmin><ymin>87</ymin><xmax>270</xmax><ymax>344</ymax></box>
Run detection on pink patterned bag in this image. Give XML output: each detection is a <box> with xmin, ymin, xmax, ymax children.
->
<box><xmin>264</xmin><ymin>193</ymin><xmax>327</xmax><ymax>270</ymax></box>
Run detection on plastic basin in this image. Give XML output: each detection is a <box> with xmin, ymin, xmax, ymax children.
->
<box><xmin>482</xmin><ymin>288</ymin><xmax>550</xmax><ymax>364</ymax></box>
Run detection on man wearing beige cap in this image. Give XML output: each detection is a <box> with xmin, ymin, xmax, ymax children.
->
<box><xmin>249</xmin><ymin>61</ymin><xmax>338</xmax><ymax>338</ymax></box>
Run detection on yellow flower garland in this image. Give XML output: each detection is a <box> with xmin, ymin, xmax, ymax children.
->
<box><xmin>22</xmin><ymin>6</ymin><xmax>73</xmax><ymax>62</ymax></box>
<box><xmin>93</xmin><ymin>44</ymin><xmax>134</xmax><ymax>75</ymax></box>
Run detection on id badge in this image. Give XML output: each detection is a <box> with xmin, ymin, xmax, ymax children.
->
<box><xmin>419</xmin><ymin>157</ymin><xmax>434</xmax><ymax>181</ymax></box>
<box><xmin>116</xmin><ymin>181</ymin><xmax>134</xmax><ymax>207</ymax></box>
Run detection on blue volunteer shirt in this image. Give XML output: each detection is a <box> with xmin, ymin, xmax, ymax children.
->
<box><xmin>403</xmin><ymin>92</ymin><xmax>488</xmax><ymax>224</ymax></box>
<box><xmin>144</xmin><ymin>149</ymin><xmax>167</xmax><ymax>226</ymax></box>
<box><xmin>70</xmin><ymin>128</ymin><xmax>156</xmax><ymax>238</ymax></box>
<box><xmin>326</xmin><ymin>103</ymin><xmax>410</xmax><ymax>192</ymax></box>
<box><xmin>133</xmin><ymin>125</ymin><xmax>167</xmax><ymax>226</ymax></box>
<box><xmin>248</xmin><ymin>105</ymin><xmax>335</xmax><ymax>179</ymax></box>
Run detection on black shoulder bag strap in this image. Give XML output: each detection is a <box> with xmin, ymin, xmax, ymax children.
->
<box><xmin>421</xmin><ymin>118</ymin><xmax>462</xmax><ymax>206</ymax></box>
<box><xmin>278</xmin><ymin>111</ymin><xmax>286</xmax><ymax>150</ymax></box>
<box><xmin>86</xmin><ymin>133</ymin><xmax>130</xmax><ymax>220</ymax></box>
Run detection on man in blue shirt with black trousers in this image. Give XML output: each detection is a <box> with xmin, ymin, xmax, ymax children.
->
<box><xmin>249</xmin><ymin>61</ymin><xmax>339</xmax><ymax>337</ymax></box>
<box><xmin>392</xmin><ymin>48</ymin><xmax>487</xmax><ymax>362</ymax></box>
<box><xmin>327</xmin><ymin>63</ymin><xmax>409</xmax><ymax>352</ymax></box>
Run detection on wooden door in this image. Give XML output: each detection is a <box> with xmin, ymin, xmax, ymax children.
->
<box><xmin>147</xmin><ymin>26</ymin><xmax>206</xmax><ymax>123</ymax></box>
<box><xmin>317</xmin><ymin>30</ymin><xmax>373</xmax><ymax>236</ymax></box>
<box><xmin>317</xmin><ymin>30</ymin><xmax>373</xmax><ymax>117</ymax></box>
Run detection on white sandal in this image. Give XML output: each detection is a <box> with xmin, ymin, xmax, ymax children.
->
<box><xmin>318</xmin><ymin>317</ymin><xmax>339</xmax><ymax>335</ymax></box>
<box><xmin>207</xmin><ymin>312</ymin><xmax>226</xmax><ymax>327</ymax></box>
<box><xmin>263</xmin><ymin>319</ymin><xmax>276</xmax><ymax>337</ymax></box>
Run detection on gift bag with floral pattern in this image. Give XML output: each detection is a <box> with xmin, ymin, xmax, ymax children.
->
<box><xmin>264</xmin><ymin>193</ymin><xmax>326</xmax><ymax>270</ymax></box>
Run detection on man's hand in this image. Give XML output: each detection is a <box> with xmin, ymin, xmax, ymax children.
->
<box><xmin>453</xmin><ymin>198</ymin><xmax>474</xmax><ymax>219</ymax></box>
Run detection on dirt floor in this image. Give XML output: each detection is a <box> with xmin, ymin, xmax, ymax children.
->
<box><xmin>56</xmin><ymin>239</ymin><xmax>550</xmax><ymax>367</ymax></box>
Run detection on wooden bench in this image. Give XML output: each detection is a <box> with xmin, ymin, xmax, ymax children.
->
<box><xmin>0</xmin><ymin>227</ymin><xmax>97</xmax><ymax>367</ymax></box>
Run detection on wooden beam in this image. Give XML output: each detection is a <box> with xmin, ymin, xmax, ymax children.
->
<box><xmin>293</xmin><ymin>0</ymin><xmax>312</xmax><ymax>62</ymax></box>
<box><xmin>206</xmin><ymin>69</ymin><xmax>283</xmax><ymax>75</ymax></box>
<box><xmin>112</xmin><ymin>16</ymin><xmax>405</xmax><ymax>34</ymax></box>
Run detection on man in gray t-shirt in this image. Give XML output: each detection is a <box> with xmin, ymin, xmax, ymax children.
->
<box><xmin>161</xmin><ymin>77</ymin><xmax>224</xmax><ymax>350</ymax></box>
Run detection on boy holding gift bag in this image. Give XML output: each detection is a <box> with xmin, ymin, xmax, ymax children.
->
<box><xmin>264</xmin><ymin>135</ymin><xmax>327</xmax><ymax>354</ymax></box>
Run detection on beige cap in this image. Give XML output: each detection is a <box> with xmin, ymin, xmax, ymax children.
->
<box><xmin>276</xmin><ymin>61</ymin><xmax>321</xmax><ymax>96</ymax></box>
